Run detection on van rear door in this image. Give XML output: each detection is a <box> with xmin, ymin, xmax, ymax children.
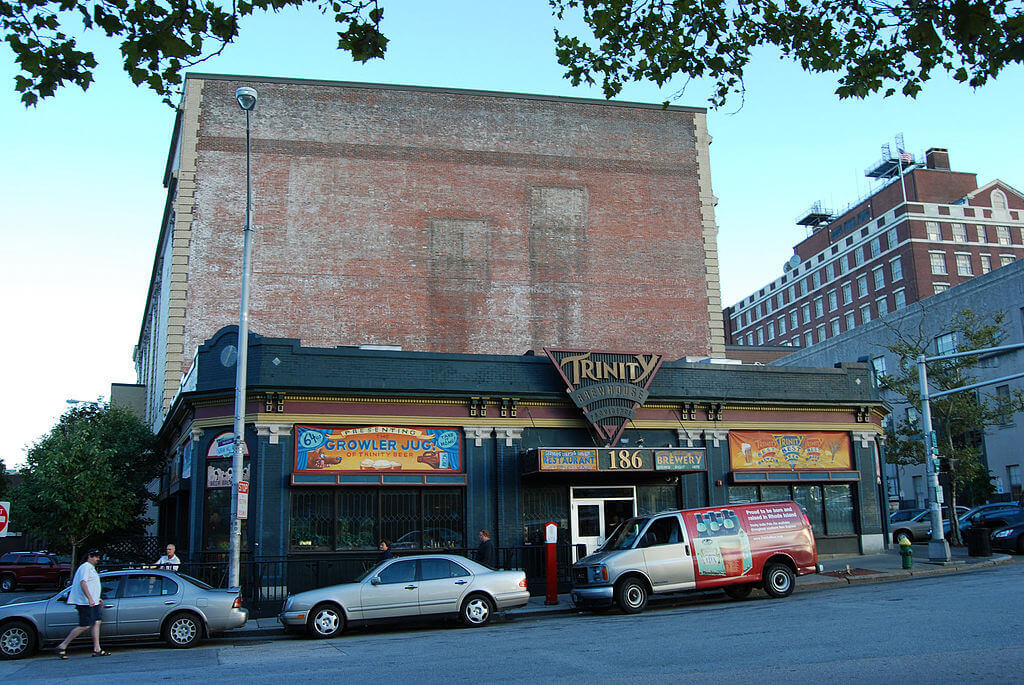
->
<box><xmin>639</xmin><ymin>514</ymin><xmax>696</xmax><ymax>590</ymax></box>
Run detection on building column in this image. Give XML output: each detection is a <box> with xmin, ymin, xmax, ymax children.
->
<box><xmin>496</xmin><ymin>427</ymin><xmax>525</xmax><ymax>548</ymax></box>
<box><xmin>463</xmin><ymin>426</ymin><xmax>495</xmax><ymax>552</ymax></box>
<box><xmin>256</xmin><ymin>423</ymin><xmax>292</xmax><ymax>557</ymax></box>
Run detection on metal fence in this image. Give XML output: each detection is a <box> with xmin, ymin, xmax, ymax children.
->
<box><xmin>108</xmin><ymin>543</ymin><xmax>585</xmax><ymax>618</ymax></box>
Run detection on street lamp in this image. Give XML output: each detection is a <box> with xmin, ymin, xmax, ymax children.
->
<box><xmin>229</xmin><ymin>85</ymin><xmax>257</xmax><ymax>588</ymax></box>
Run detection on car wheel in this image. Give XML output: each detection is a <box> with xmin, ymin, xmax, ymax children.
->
<box><xmin>724</xmin><ymin>583</ymin><xmax>753</xmax><ymax>600</ymax></box>
<box><xmin>460</xmin><ymin>594</ymin><xmax>494</xmax><ymax>627</ymax></box>
<box><xmin>0</xmin><ymin>620</ymin><xmax>36</xmax><ymax>660</ymax></box>
<box><xmin>615</xmin><ymin>577</ymin><xmax>648</xmax><ymax>614</ymax></box>
<box><xmin>57</xmin><ymin>574</ymin><xmax>70</xmax><ymax>589</ymax></box>
<box><xmin>162</xmin><ymin>612</ymin><xmax>202</xmax><ymax>648</ymax></box>
<box><xmin>307</xmin><ymin>603</ymin><xmax>345</xmax><ymax>638</ymax></box>
<box><xmin>0</xmin><ymin>576</ymin><xmax>15</xmax><ymax>593</ymax></box>
<box><xmin>762</xmin><ymin>563</ymin><xmax>795</xmax><ymax>599</ymax></box>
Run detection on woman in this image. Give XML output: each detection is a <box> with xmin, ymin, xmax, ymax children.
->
<box><xmin>376</xmin><ymin>539</ymin><xmax>393</xmax><ymax>562</ymax></box>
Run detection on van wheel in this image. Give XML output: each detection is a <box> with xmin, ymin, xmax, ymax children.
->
<box><xmin>307</xmin><ymin>603</ymin><xmax>345</xmax><ymax>638</ymax></box>
<box><xmin>724</xmin><ymin>583</ymin><xmax>753</xmax><ymax>600</ymax></box>
<box><xmin>615</xmin><ymin>578</ymin><xmax>648</xmax><ymax>614</ymax></box>
<box><xmin>762</xmin><ymin>563</ymin><xmax>795</xmax><ymax>598</ymax></box>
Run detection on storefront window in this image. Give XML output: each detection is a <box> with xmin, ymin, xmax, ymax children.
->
<box><xmin>291</xmin><ymin>490</ymin><xmax>333</xmax><ymax>551</ymax></box>
<box><xmin>204</xmin><ymin>458</ymin><xmax>249</xmax><ymax>552</ymax></box>
<box><xmin>521</xmin><ymin>486</ymin><xmax>569</xmax><ymax>544</ymax></box>
<box><xmin>726</xmin><ymin>483</ymin><xmax>856</xmax><ymax>537</ymax></box>
<box><xmin>793</xmin><ymin>485</ymin><xmax>824</xmax><ymax>535</ymax></box>
<box><xmin>336</xmin><ymin>490</ymin><xmax>376</xmax><ymax>550</ymax></box>
<box><xmin>824</xmin><ymin>485</ymin><xmax>856</xmax><ymax>536</ymax></box>
<box><xmin>423</xmin><ymin>490</ymin><xmax>464</xmax><ymax>549</ymax></box>
<box><xmin>636</xmin><ymin>485</ymin><xmax>677</xmax><ymax>516</ymax></box>
<box><xmin>761</xmin><ymin>485</ymin><xmax>790</xmax><ymax>503</ymax></box>
<box><xmin>727</xmin><ymin>486</ymin><xmax>758</xmax><ymax>505</ymax></box>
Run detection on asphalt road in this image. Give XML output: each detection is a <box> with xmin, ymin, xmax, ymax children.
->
<box><xmin>2</xmin><ymin>559</ymin><xmax>1022</xmax><ymax>683</ymax></box>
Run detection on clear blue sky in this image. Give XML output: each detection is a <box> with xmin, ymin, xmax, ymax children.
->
<box><xmin>2</xmin><ymin>1</ymin><xmax>1022</xmax><ymax>467</ymax></box>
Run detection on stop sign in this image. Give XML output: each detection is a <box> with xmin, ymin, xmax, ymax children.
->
<box><xmin>0</xmin><ymin>501</ymin><xmax>9</xmax><ymax>537</ymax></box>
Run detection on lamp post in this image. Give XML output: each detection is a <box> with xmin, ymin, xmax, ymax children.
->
<box><xmin>229</xmin><ymin>85</ymin><xmax>257</xmax><ymax>588</ymax></box>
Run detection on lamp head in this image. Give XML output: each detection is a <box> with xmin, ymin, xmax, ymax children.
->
<box><xmin>235</xmin><ymin>86</ymin><xmax>258</xmax><ymax>111</ymax></box>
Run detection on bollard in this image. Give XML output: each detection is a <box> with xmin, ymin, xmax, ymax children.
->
<box><xmin>898</xmin><ymin>535</ymin><xmax>913</xmax><ymax>569</ymax></box>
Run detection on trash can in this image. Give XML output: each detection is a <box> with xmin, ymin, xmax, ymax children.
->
<box><xmin>965</xmin><ymin>527</ymin><xmax>992</xmax><ymax>557</ymax></box>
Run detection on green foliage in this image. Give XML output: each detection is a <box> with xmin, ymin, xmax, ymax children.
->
<box><xmin>877</xmin><ymin>308</ymin><xmax>1024</xmax><ymax>543</ymax></box>
<box><xmin>12</xmin><ymin>403</ymin><xmax>160</xmax><ymax>559</ymax></box>
<box><xmin>3</xmin><ymin>1</ymin><xmax>1022</xmax><ymax>107</ymax></box>
<box><xmin>0</xmin><ymin>457</ymin><xmax>8</xmax><ymax>498</ymax></box>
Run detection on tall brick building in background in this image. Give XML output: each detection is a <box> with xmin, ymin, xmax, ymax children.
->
<box><xmin>724</xmin><ymin>148</ymin><xmax>1024</xmax><ymax>354</ymax></box>
<box><xmin>138</xmin><ymin>74</ymin><xmax>724</xmax><ymax>426</ymax></box>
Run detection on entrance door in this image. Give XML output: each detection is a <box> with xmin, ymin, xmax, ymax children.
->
<box><xmin>570</xmin><ymin>487</ymin><xmax>636</xmax><ymax>559</ymax></box>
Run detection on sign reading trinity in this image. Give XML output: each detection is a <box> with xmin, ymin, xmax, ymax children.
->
<box><xmin>545</xmin><ymin>348</ymin><xmax>664</xmax><ymax>447</ymax></box>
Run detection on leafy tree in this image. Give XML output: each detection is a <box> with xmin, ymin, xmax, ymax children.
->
<box><xmin>0</xmin><ymin>457</ymin><xmax>9</xmax><ymax>499</ymax></box>
<box><xmin>3</xmin><ymin>1</ymin><xmax>1022</xmax><ymax>107</ymax></box>
<box><xmin>12</xmin><ymin>402</ymin><xmax>160</xmax><ymax>566</ymax></box>
<box><xmin>878</xmin><ymin>309</ymin><xmax>1024</xmax><ymax>545</ymax></box>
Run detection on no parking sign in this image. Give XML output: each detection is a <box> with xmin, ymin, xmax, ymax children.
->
<box><xmin>0</xmin><ymin>501</ymin><xmax>9</xmax><ymax>537</ymax></box>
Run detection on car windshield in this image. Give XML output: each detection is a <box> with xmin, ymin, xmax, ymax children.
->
<box><xmin>354</xmin><ymin>561</ymin><xmax>387</xmax><ymax>583</ymax></box>
<box><xmin>890</xmin><ymin>510</ymin><xmax>921</xmax><ymax>523</ymax></box>
<box><xmin>601</xmin><ymin>517</ymin><xmax>647</xmax><ymax>550</ymax></box>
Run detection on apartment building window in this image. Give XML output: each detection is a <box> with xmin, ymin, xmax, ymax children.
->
<box><xmin>804</xmin><ymin>331</ymin><xmax>814</xmax><ymax>347</ymax></box>
<box><xmin>857</xmin><ymin>274</ymin><xmax>869</xmax><ymax>298</ymax></box>
<box><xmin>934</xmin><ymin>283</ymin><xmax>949</xmax><ymax>294</ymax></box>
<box><xmin>1008</xmin><ymin>465</ymin><xmax>1022</xmax><ymax>500</ymax></box>
<box><xmin>827</xmin><ymin>290</ymin><xmax>838</xmax><ymax>311</ymax></box>
<box><xmin>870</xmin><ymin>237</ymin><xmax>881</xmax><ymax>258</ymax></box>
<box><xmin>956</xmin><ymin>253</ymin><xmax>973</xmax><ymax>276</ymax></box>
<box><xmin>876</xmin><ymin>296</ymin><xmax>888</xmax><ymax>316</ymax></box>
<box><xmin>976</xmin><ymin>225</ymin><xmax>987</xmax><ymax>243</ymax></box>
<box><xmin>1000</xmin><ymin>255</ymin><xmax>1015</xmax><ymax>267</ymax></box>
<box><xmin>996</xmin><ymin>226</ymin><xmax>1011</xmax><ymax>245</ymax></box>
<box><xmin>830</xmin><ymin>318</ymin><xmax>840</xmax><ymax>336</ymax></box>
<box><xmin>981</xmin><ymin>254</ymin><xmax>992</xmax><ymax>274</ymax></box>
<box><xmin>913</xmin><ymin>476</ymin><xmax>925</xmax><ymax>509</ymax></box>
<box><xmin>765</xmin><ymin>299</ymin><xmax>773</xmax><ymax>315</ymax></box>
<box><xmin>801</xmin><ymin>303</ymin><xmax>811</xmax><ymax>324</ymax></box>
<box><xmin>790</xmin><ymin>311</ymin><xmax>799</xmax><ymax>330</ymax></box>
<box><xmin>936</xmin><ymin>332</ymin><xmax>958</xmax><ymax>355</ymax></box>
<box><xmin>816</xmin><ymin>325</ymin><xmax>826</xmax><ymax>343</ymax></box>
<box><xmin>887</xmin><ymin>228</ymin><xmax>898</xmax><ymax>248</ymax></box>
<box><xmin>860</xmin><ymin>304</ymin><xmax>871</xmax><ymax>324</ymax></box>
<box><xmin>929</xmin><ymin>251</ymin><xmax>947</xmax><ymax>275</ymax></box>
<box><xmin>926</xmin><ymin>221</ymin><xmax>941</xmax><ymax>240</ymax></box>
<box><xmin>838</xmin><ymin>257</ymin><xmax>847</xmax><ymax>274</ymax></box>
<box><xmin>841</xmin><ymin>282</ymin><xmax>852</xmax><ymax>305</ymax></box>
<box><xmin>996</xmin><ymin>385</ymin><xmax>1013</xmax><ymax>425</ymax></box>
<box><xmin>890</xmin><ymin>257</ymin><xmax>903</xmax><ymax>281</ymax></box>
<box><xmin>872</xmin><ymin>267</ymin><xmax>885</xmax><ymax>290</ymax></box>
<box><xmin>778</xmin><ymin>316</ymin><xmax>787</xmax><ymax>335</ymax></box>
<box><xmin>845</xmin><ymin>311</ymin><xmax>856</xmax><ymax>331</ymax></box>
<box><xmin>746</xmin><ymin>332</ymin><xmax>754</xmax><ymax>345</ymax></box>
<box><xmin>767</xmin><ymin>322</ymin><xmax>775</xmax><ymax>340</ymax></box>
<box><xmin>893</xmin><ymin>289</ymin><xmax>906</xmax><ymax>309</ymax></box>
<box><xmin>825</xmin><ymin>263</ymin><xmax>835</xmax><ymax>280</ymax></box>
<box><xmin>788</xmin><ymin>285</ymin><xmax>796</xmax><ymax>301</ymax></box>
<box><xmin>814</xmin><ymin>297</ymin><xmax>824</xmax><ymax>318</ymax></box>
<box><xmin>812</xmin><ymin>271</ymin><xmax>822</xmax><ymax>288</ymax></box>
<box><xmin>855</xmin><ymin>248</ymin><xmax>864</xmax><ymax>266</ymax></box>
<box><xmin>870</xmin><ymin>356</ymin><xmax>887</xmax><ymax>386</ymax></box>
<box><xmin>952</xmin><ymin>223</ymin><xmax>967</xmax><ymax>242</ymax></box>
<box><xmin>756</xmin><ymin>328</ymin><xmax>764</xmax><ymax>345</ymax></box>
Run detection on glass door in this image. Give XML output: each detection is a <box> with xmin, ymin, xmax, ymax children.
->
<box><xmin>570</xmin><ymin>487</ymin><xmax>636</xmax><ymax>559</ymax></box>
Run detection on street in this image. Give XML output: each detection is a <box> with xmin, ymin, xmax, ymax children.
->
<box><xmin>2</xmin><ymin>560</ymin><xmax>1023</xmax><ymax>683</ymax></box>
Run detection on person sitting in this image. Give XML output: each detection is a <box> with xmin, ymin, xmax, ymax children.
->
<box><xmin>154</xmin><ymin>544</ymin><xmax>181</xmax><ymax>571</ymax></box>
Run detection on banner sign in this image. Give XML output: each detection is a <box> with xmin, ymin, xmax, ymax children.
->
<box><xmin>208</xmin><ymin>463</ymin><xmax>249</xmax><ymax>488</ymax></box>
<box><xmin>729</xmin><ymin>431</ymin><xmax>851</xmax><ymax>470</ymax></box>
<box><xmin>295</xmin><ymin>425</ymin><xmax>463</xmax><ymax>473</ymax></box>
<box><xmin>207</xmin><ymin>431</ymin><xmax>249</xmax><ymax>459</ymax></box>
<box><xmin>534</xmin><ymin>447</ymin><xmax>705</xmax><ymax>473</ymax></box>
<box><xmin>545</xmin><ymin>348</ymin><xmax>664</xmax><ymax>447</ymax></box>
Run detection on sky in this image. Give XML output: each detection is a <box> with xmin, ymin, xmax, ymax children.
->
<box><xmin>2</xmin><ymin>2</ymin><xmax>1022</xmax><ymax>468</ymax></box>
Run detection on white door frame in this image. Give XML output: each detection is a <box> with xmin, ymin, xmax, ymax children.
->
<box><xmin>570</xmin><ymin>486</ymin><xmax>636</xmax><ymax>560</ymax></box>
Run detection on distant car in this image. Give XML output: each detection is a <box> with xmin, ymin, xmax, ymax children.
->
<box><xmin>279</xmin><ymin>554</ymin><xmax>529</xmax><ymax>637</ymax></box>
<box><xmin>990</xmin><ymin>513</ymin><xmax>1024</xmax><ymax>554</ymax></box>
<box><xmin>934</xmin><ymin>503</ymin><xmax>1024</xmax><ymax>536</ymax></box>
<box><xmin>889</xmin><ymin>509</ymin><xmax>925</xmax><ymax>524</ymax></box>
<box><xmin>0</xmin><ymin>569</ymin><xmax>247</xmax><ymax>660</ymax></box>
<box><xmin>890</xmin><ymin>507</ymin><xmax>966</xmax><ymax>543</ymax></box>
<box><xmin>0</xmin><ymin>552</ymin><xmax>73</xmax><ymax>592</ymax></box>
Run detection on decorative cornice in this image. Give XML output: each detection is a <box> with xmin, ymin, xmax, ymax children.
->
<box><xmin>463</xmin><ymin>426</ymin><xmax>494</xmax><ymax>447</ymax></box>
<box><xmin>676</xmin><ymin>428</ymin><xmax>703</xmax><ymax>447</ymax></box>
<box><xmin>255</xmin><ymin>422</ymin><xmax>293</xmax><ymax>445</ymax></box>
<box><xmin>496</xmin><ymin>426</ymin><xmax>525</xmax><ymax>447</ymax></box>
<box><xmin>706</xmin><ymin>430</ymin><xmax>729</xmax><ymax>448</ymax></box>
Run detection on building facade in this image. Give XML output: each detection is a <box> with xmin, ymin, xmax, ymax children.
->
<box><xmin>771</xmin><ymin>259</ymin><xmax>1024</xmax><ymax>513</ymax></box>
<box><xmin>137</xmin><ymin>74</ymin><xmax>725</xmax><ymax>434</ymax></box>
<box><xmin>724</xmin><ymin>148</ymin><xmax>1024</xmax><ymax>351</ymax></box>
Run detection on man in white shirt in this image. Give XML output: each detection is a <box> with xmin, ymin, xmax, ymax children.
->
<box><xmin>56</xmin><ymin>550</ymin><xmax>109</xmax><ymax>658</ymax></box>
<box><xmin>155</xmin><ymin>543</ymin><xmax>181</xmax><ymax>571</ymax></box>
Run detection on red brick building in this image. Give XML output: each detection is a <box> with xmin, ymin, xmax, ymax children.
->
<box><xmin>724</xmin><ymin>148</ymin><xmax>1024</xmax><ymax>349</ymax></box>
<box><xmin>137</xmin><ymin>74</ymin><xmax>724</xmax><ymax>426</ymax></box>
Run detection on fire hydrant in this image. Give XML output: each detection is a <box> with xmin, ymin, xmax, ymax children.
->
<box><xmin>898</xmin><ymin>535</ymin><xmax>913</xmax><ymax>569</ymax></box>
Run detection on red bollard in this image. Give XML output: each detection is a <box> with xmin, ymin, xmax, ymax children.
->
<box><xmin>544</xmin><ymin>521</ymin><xmax>558</xmax><ymax>605</ymax></box>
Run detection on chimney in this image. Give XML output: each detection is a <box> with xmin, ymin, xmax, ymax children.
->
<box><xmin>925</xmin><ymin>147</ymin><xmax>950</xmax><ymax>170</ymax></box>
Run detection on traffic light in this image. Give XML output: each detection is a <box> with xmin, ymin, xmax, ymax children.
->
<box><xmin>937</xmin><ymin>457</ymin><xmax>951</xmax><ymax>473</ymax></box>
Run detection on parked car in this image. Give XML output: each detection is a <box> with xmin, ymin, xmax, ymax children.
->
<box><xmin>0</xmin><ymin>551</ymin><xmax>73</xmax><ymax>592</ymax></box>
<box><xmin>0</xmin><ymin>569</ymin><xmax>248</xmax><ymax>659</ymax></box>
<box><xmin>890</xmin><ymin>506</ymin><xmax>967</xmax><ymax>543</ymax></box>
<box><xmin>934</xmin><ymin>503</ymin><xmax>1024</xmax><ymax>536</ymax></box>
<box><xmin>571</xmin><ymin>501</ymin><xmax>821</xmax><ymax>614</ymax></box>
<box><xmin>990</xmin><ymin>513</ymin><xmax>1024</xmax><ymax>554</ymax></box>
<box><xmin>889</xmin><ymin>508</ymin><xmax>925</xmax><ymax>524</ymax></box>
<box><xmin>279</xmin><ymin>554</ymin><xmax>529</xmax><ymax>637</ymax></box>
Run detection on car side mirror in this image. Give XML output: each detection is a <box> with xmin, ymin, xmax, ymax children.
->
<box><xmin>370</xmin><ymin>576</ymin><xmax>382</xmax><ymax>586</ymax></box>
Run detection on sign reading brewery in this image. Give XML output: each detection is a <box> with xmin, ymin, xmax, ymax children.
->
<box><xmin>545</xmin><ymin>348</ymin><xmax>664</xmax><ymax>446</ymax></box>
<box><xmin>533</xmin><ymin>447</ymin><xmax>706</xmax><ymax>472</ymax></box>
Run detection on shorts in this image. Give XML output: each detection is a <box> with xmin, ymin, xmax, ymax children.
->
<box><xmin>76</xmin><ymin>604</ymin><xmax>102</xmax><ymax>626</ymax></box>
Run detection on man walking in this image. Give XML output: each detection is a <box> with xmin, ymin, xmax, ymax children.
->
<box><xmin>476</xmin><ymin>529</ymin><xmax>497</xmax><ymax>569</ymax></box>
<box><xmin>56</xmin><ymin>550</ymin><xmax>109</xmax><ymax>658</ymax></box>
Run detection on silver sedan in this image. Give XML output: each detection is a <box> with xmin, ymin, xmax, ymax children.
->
<box><xmin>0</xmin><ymin>569</ymin><xmax>248</xmax><ymax>659</ymax></box>
<box><xmin>279</xmin><ymin>554</ymin><xmax>530</xmax><ymax>637</ymax></box>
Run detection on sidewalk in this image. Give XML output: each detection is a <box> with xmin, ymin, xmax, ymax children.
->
<box><xmin>234</xmin><ymin>545</ymin><xmax>1013</xmax><ymax>636</ymax></box>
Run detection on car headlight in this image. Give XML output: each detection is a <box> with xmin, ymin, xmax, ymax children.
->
<box><xmin>993</xmin><ymin>529</ymin><xmax>1013</xmax><ymax>538</ymax></box>
<box><xmin>588</xmin><ymin>565</ymin><xmax>608</xmax><ymax>583</ymax></box>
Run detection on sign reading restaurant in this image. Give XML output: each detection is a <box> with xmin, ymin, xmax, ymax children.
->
<box><xmin>531</xmin><ymin>447</ymin><xmax>706</xmax><ymax>473</ymax></box>
<box><xmin>545</xmin><ymin>348</ymin><xmax>664</xmax><ymax>447</ymax></box>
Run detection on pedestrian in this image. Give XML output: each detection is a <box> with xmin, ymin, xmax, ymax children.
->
<box><xmin>376</xmin><ymin>539</ymin><xmax>393</xmax><ymax>562</ymax></box>
<box><xmin>56</xmin><ymin>549</ymin><xmax>110</xmax><ymax>658</ymax></box>
<box><xmin>155</xmin><ymin>543</ymin><xmax>181</xmax><ymax>571</ymax></box>
<box><xmin>476</xmin><ymin>529</ymin><xmax>497</xmax><ymax>568</ymax></box>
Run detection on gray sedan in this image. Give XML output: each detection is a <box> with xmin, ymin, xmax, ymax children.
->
<box><xmin>279</xmin><ymin>554</ymin><xmax>530</xmax><ymax>637</ymax></box>
<box><xmin>0</xmin><ymin>569</ymin><xmax>247</xmax><ymax>659</ymax></box>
